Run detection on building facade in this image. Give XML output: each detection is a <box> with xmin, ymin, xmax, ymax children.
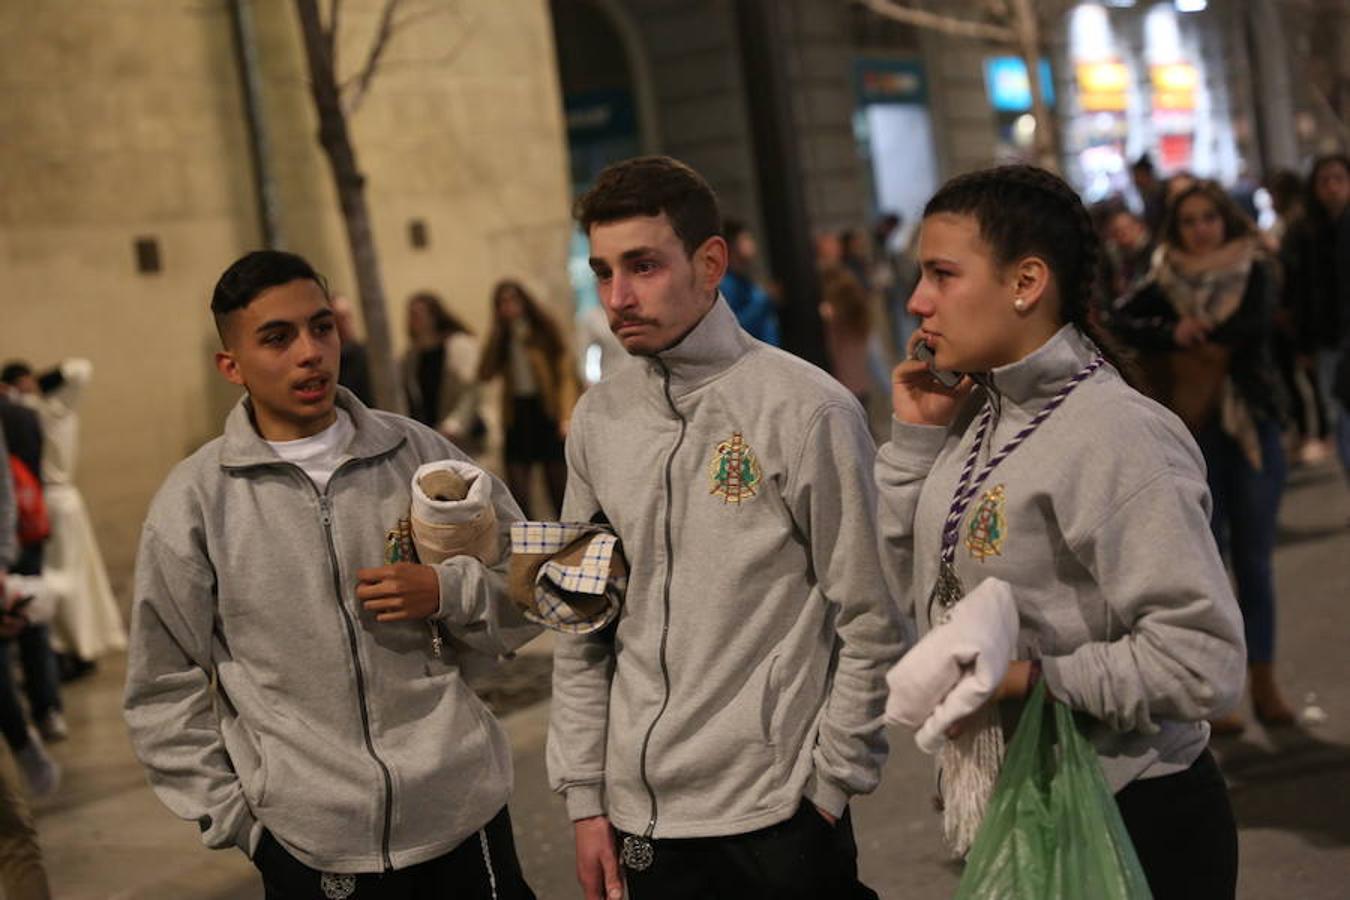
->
<box><xmin>2</xmin><ymin>0</ymin><xmax>1344</xmax><ymax>598</ymax></box>
<box><xmin>0</xmin><ymin>0</ymin><xmax>573</xmax><ymax>591</ymax></box>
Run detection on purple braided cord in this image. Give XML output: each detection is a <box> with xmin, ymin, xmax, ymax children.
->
<box><xmin>940</xmin><ymin>355</ymin><xmax>1105</xmax><ymax>563</ymax></box>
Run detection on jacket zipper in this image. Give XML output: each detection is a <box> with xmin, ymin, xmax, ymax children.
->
<box><xmin>315</xmin><ymin>483</ymin><xmax>395</xmax><ymax>872</ymax></box>
<box><xmin>636</xmin><ymin>362</ymin><xmax>686</xmax><ymax>842</ymax></box>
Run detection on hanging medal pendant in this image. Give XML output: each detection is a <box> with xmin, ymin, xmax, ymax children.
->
<box><xmin>929</xmin><ymin>559</ymin><xmax>965</xmax><ymax>626</ymax></box>
<box><xmin>620</xmin><ymin>834</ymin><xmax>655</xmax><ymax>871</ymax></box>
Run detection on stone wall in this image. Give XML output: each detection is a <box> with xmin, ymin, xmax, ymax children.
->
<box><xmin>0</xmin><ymin>0</ymin><xmax>573</xmax><ymax>598</ymax></box>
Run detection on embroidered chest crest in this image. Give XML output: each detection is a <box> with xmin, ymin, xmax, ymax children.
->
<box><xmin>965</xmin><ymin>484</ymin><xmax>1007</xmax><ymax>561</ymax></box>
<box><xmin>708</xmin><ymin>431</ymin><xmax>762</xmax><ymax>504</ymax></box>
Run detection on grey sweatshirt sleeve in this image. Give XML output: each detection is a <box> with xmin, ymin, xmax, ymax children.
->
<box><xmin>788</xmin><ymin>402</ymin><xmax>909</xmax><ymax>815</ymax></box>
<box><xmin>546</xmin><ymin>420</ymin><xmax>615</xmax><ymax>821</ymax></box>
<box><xmin>875</xmin><ymin>417</ymin><xmax>949</xmax><ymax>622</ymax></box>
<box><xmin>0</xmin><ymin>429</ymin><xmax>16</xmax><ymax>571</ymax></box>
<box><xmin>432</xmin><ymin>439</ymin><xmax>539</xmax><ymax>656</ymax></box>
<box><xmin>123</xmin><ymin>522</ymin><xmax>261</xmax><ymax>856</ymax></box>
<box><xmin>1044</xmin><ymin>465</ymin><xmax>1247</xmax><ymax>732</ymax></box>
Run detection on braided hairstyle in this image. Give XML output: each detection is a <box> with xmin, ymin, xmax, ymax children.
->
<box><xmin>922</xmin><ymin>165</ymin><xmax>1138</xmax><ymax>387</ymax></box>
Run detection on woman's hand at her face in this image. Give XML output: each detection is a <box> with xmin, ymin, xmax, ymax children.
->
<box><xmin>891</xmin><ymin>342</ymin><xmax>974</xmax><ymax>427</ymax></box>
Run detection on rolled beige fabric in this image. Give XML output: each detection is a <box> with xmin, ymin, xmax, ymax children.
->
<box><xmin>409</xmin><ymin>460</ymin><xmax>500</xmax><ymax>565</ymax></box>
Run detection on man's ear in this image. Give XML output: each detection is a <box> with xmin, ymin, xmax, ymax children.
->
<box><xmin>695</xmin><ymin>235</ymin><xmax>729</xmax><ymax>293</ymax></box>
<box><xmin>215</xmin><ymin>350</ymin><xmax>246</xmax><ymax>387</ymax></box>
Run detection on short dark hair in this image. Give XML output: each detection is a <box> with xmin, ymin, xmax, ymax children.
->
<box><xmin>1264</xmin><ymin>168</ymin><xmax>1303</xmax><ymax>214</ymax></box>
<box><xmin>574</xmin><ymin>155</ymin><xmax>722</xmax><ymax>257</ymax></box>
<box><xmin>1132</xmin><ymin>155</ymin><xmax>1156</xmax><ymax>175</ymax></box>
<box><xmin>723</xmin><ymin>217</ymin><xmax>748</xmax><ymax>245</ymax></box>
<box><xmin>1</xmin><ymin>361</ymin><xmax>32</xmax><ymax>386</ymax></box>
<box><xmin>211</xmin><ymin>251</ymin><xmax>328</xmax><ymax>341</ymax></box>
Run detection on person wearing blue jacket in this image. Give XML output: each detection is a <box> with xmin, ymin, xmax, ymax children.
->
<box><xmin>718</xmin><ymin>217</ymin><xmax>781</xmax><ymax>346</ymax></box>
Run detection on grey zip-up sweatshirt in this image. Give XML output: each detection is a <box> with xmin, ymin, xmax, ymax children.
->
<box><xmin>877</xmin><ymin>326</ymin><xmax>1246</xmax><ymax>790</ymax></box>
<box><xmin>123</xmin><ymin>388</ymin><xmax>537</xmax><ymax>873</ymax></box>
<box><xmin>547</xmin><ymin>298</ymin><xmax>907</xmax><ymax>839</ymax></box>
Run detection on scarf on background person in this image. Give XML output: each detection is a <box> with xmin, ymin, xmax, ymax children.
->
<box><xmin>1150</xmin><ymin>237</ymin><xmax>1264</xmax><ymax>468</ymax></box>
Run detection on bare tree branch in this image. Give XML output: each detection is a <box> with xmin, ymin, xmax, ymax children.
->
<box><xmin>327</xmin><ymin>0</ymin><xmax>340</xmax><ymax>70</ymax></box>
<box><xmin>293</xmin><ymin>0</ymin><xmax>401</xmax><ymax>411</ymax></box>
<box><xmin>854</xmin><ymin>0</ymin><xmax>1015</xmax><ymax>43</ymax></box>
<box><xmin>390</xmin><ymin>5</ymin><xmax>456</xmax><ymax>34</ymax></box>
<box><xmin>350</xmin><ymin>9</ymin><xmax>482</xmax><ymax>80</ymax></box>
<box><xmin>344</xmin><ymin>0</ymin><xmax>405</xmax><ymax>114</ymax></box>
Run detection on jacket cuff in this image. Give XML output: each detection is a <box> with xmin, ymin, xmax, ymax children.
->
<box><xmin>885</xmin><ymin>418</ymin><xmax>948</xmax><ymax>473</ymax></box>
<box><xmin>1039</xmin><ymin>654</ymin><xmax>1073</xmax><ymax>706</ymax></box>
<box><xmin>201</xmin><ymin>790</ymin><xmax>260</xmax><ymax>855</ymax></box>
<box><xmin>564</xmin><ymin>783</ymin><xmax>607</xmax><ymax>821</ymax></box>
<box><xmin>802</xmin><ymin>773</ymin><xmax>850</xmax><ymax>818</ymax></box>
<box><xmin>434</xmin><ymin>557</ymin><xmax>470</xmax><ymax>622</ymax></box>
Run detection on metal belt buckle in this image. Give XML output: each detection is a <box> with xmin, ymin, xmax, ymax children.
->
<box><xmin>320</xmin><ymin>872</ymin><xmax>357</xmax><ymax>900</ymax></box>
<box><xmin>620</xmin><ymin>834</ymin><xmax>655</xmax><ymax>872</ymax></box>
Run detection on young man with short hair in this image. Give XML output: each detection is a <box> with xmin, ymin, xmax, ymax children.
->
<box><xmin>124</xmin><ymin>251</ymin><xmax>537</xmax><ymax>898</ymax></box>
<box><xmin>548</xmin><ymin>156</ymin><xmax>905</xmax><ymax>900</ymax></box>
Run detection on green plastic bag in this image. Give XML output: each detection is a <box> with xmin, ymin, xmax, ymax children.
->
<box><xmin>955</xmin><ymin>681</ymin><xmax>1153</xmax><ymax>899</ymax></box>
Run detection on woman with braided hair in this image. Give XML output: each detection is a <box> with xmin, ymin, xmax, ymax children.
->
<box><xmin>877</xmin><ymin>165</ymin><xmax>1244</xmax><ymax>898</ymax></box>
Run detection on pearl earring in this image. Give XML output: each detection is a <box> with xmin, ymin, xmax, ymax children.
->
<box><xmin>1014</xmin><ymin>297</ymin><xmax>1027</xmax><ymax>311</ymax></box>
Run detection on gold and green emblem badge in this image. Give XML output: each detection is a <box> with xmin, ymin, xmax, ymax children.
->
<box><xmin>708</xmin><ymin>431</ymin><xmax>762</xmax><ymax>505</ymax></box>
<box><xmin>965</xmin><ymin>484</ymin><xmax>1007</xmax><ymax>561</ymax></box>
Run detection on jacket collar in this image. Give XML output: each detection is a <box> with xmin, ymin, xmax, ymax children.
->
<box><xmin>646</xmin><ymin>296</ymin><xmax>753</xmax><ymax>398</ymax></box>
<box><xmin>219</xmin><ymin>386</ymin><xmax>405</xmax><ymax>469</ymax></box>
<box><xmin>983</xmin><ymin>325</ymin><xmax>1100</xmax><ymax>409</ymax></box>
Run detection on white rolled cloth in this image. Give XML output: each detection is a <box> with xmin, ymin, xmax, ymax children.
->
<box><xmin>884</xmin><ymin>577</ymin><xmax>1019</xmax><ymax>753</ymax></box>
<box><xmin>409</xmin><ymin>460</ymin><xmax>500</xmax><ymax>565</ymax></box>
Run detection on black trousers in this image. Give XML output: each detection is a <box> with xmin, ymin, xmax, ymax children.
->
<box><xmin>253</xmin><ymin>806</ymin><xmax>535</xmax><ymax>900</ymax></box>
<box><xmin>1115</xmin><ymin>750</ymin><xmax>1238</xmax><ymax>900</ymax></box>
<box><xmin>620</xmin><ymin>801</ymin><xmax>878</xmax><ymax>900</ymax></box>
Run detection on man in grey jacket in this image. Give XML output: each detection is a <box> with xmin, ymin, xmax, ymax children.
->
<box><xmin>124</xmin><ymin>251</ymin><xmax>537</xmax><ymax>899</ymax></box>
<box><xmin>548</xmin><ymin>156</ymin><xmax>906</xmax><ymax>900</ymax></box>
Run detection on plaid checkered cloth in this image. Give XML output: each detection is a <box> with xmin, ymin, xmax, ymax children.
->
<box><xmin>509</xmin><ymin>522</ymin><xmax>627</xmax><ymax>634</ymax></box>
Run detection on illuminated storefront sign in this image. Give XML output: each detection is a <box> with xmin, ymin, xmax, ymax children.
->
<box><xmin>1150</xmin><ymin>62</ymin><xmax>1198</xmax><ymax>110</ymax></box>
<box><xmin>1075</xmin><ymin>61</ymin><xmax>1130</xmax><ymax>111</ymax></box>
<box><xmin>855</xmin><ymin>58</ymin><xmax>927</xmax><ymax>105</ymax></box>
<box><xmin>983</xmin><ymin>56</ymin><xmax>1056</xmax><ymax>112</ymax></box>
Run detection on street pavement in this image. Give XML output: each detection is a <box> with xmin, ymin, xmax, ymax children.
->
<box><xmin>30</xmin><ymin>461</ymin><xmax>1350</xmax><ymax>898</ymax></box>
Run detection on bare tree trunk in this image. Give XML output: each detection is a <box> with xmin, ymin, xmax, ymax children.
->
<box><xmin>294</xmin><ymin>0</ymin><xmax>400</xmax><ymax>411</ymax></box>
<box><xmin>1010</xmin><ymin>0</ymin><xmax>1060</xmax><ymax>173</ymax></box>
